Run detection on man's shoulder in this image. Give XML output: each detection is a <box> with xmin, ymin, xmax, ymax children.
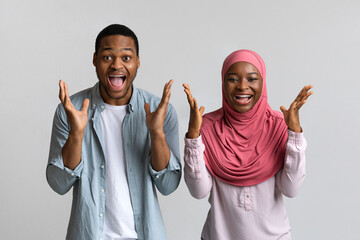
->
<box><xmin>68</xmin><ymin>84</ymin><xmax>98</xmax><ymax>107</ymax></box>
<box><xmin>134</xmin><ymin>87</ymin><xmax>160</xmax><ymax>102</ymax></box>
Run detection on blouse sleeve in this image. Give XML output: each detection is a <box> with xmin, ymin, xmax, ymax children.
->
<box><xmin>184</xmin><ymin>135</ymin><xmax>213</xmax><ymax>199</ymax></box>
<box><xmin>276</xmin><ymin>129</ymin><xmax>307</xmax><ymax>198</ymax></box>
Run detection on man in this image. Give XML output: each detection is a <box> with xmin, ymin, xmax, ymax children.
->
<box><xmin>46</xmin><ymin>24</ymin><xmax>181</xmax><ymax>240</ymax></box>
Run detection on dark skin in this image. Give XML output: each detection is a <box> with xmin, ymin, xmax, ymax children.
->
<box><xmin>183</xmin><ymin>61</ymin><xmax>313</xmax><ymax>138</ymax></box>
<box><xmin>59</xmin><ymin>35</ymin><xmax>173</xmax><ymax>171</ymax></box>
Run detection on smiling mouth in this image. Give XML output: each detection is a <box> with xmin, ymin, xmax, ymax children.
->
<box><xmin>234</xmin><ymin>94</ymin><xmax>253</xmax><ymax>104</ymax></box>
<box><xmin>108</xmin><ymin>75</ymin><xmax>126</xmax><ymax>89</ymax></box>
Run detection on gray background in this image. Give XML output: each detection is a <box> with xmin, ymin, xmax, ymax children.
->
<box><xmin>1</xmin><ymin>0</ymin><xmax>359</xmax><ymax>239</ymax></box>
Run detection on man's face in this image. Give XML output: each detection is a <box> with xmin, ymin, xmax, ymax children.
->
<box><xmin>224</xmin><ymin>61</ymin><xmax>263</xmax><ymax>113</ymax></box>
<box><xmin>93</xmin><ymin>35</ymin><xmax>140</xmax><ymax>105</ymax></box>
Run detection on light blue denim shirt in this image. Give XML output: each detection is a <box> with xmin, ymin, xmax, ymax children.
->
<box><xmin>46</xmin><ymin>83</ymin><xmax>181</xmax><ymax>240</ymax></box>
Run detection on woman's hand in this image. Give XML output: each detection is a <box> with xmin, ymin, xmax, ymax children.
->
<box><xmin>183</xmin><ymin>83</ymin><xmax>205</xmax><ymax>138</ymax></box>
<box><xmin>280</xmin><ymin>85</ymin><xmax>313</xmax><ymax>133</ymax></box>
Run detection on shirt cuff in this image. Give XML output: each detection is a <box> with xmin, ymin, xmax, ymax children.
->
<box><xmin>287</xmin><ymin>129</ymin><xmax>307</xmax><ymax>151</ymax></box>
<box><xmin>184</xmin><ymin>134</ymin><xmax>203</xmax><ymax>148</ymax></box>
<box><xmin>49</xmin><ymin>152</ymin><xmax>83</xmax><ymax>178</ymax></box>
<box><xmin>148</xmin><ymin>150</ymin><xmax>181</xmax><ymax>179</ymax></box>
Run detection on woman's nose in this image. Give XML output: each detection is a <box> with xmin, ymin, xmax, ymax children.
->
<box><xmin>237</xmin><ymin>79</ymin><xmax>249</xmax><ymax>90</ymax></box>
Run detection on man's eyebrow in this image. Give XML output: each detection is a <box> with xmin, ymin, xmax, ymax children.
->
<box><xmin>101</xmin><ymin>47</ymin><xmax>134</xmax><ymax>52</ymax></box>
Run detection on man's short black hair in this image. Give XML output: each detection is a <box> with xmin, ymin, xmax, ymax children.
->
<box><xmin>95</xmin><ymin>24</ymin><xmax>139</xmax><ymax>55</ymax></box>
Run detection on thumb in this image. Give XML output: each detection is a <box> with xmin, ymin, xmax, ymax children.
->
<box><xmin>199</xmin><ymin>106</ymin><xmax>205</xmax><ymax>115</ymax></box>
<box><xmin>81</xmin><ymin>99</ymin><xmax>90</xmax><ymax>113</ymax></box>
<box><xmin>144</xmin><ymin>103</ymin><xmax>151</xmax><ymax>116</ymax></box>
<box><xmin>280</xmin><ymin>106</ymin><xmax>287</xmax><ymax>115</ymax></box>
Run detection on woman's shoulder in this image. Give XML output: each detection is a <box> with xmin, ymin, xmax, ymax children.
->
<box><xmin>267</xmin><ymin>108</ymin><xmax>285</xmax><ymax>121</ymax></box>
<box><xmin>203</xmin><ymin>108</ymin><xmax>224</xmax><ymax>124</ymax></box>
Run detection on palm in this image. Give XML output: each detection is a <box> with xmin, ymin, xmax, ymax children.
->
<box><xmin>183</xmin><ymin>83</ymin><xmax>205</xmax><ymax>138</ymax></box>
<box><xmin>144</xmin><ymin>80</ymin><xmax>173</xmax><ymax>135</ymax></box>
<box><xmin>280</xmin><ymin>85</ymin><xmax>313</xmax><ymax>133</ymax></box>
<box><xmin>59</xmin><ymin>80</ymin><xmax>89</xmax><ymax>134</ymax></box>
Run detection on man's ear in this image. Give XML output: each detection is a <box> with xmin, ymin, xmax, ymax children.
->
<box><xmin>93</xmin><ymin>53</ymin><xmax>97</xmax><ymax>66</ymax></box>
<box><xmin>137</xmin><ymin>56</ymin><xmax>140</xmax><ymax>68</ymax></box>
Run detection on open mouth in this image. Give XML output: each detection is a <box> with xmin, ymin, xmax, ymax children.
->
<box><xmin>234</xmin><ymin>94</ymin><xmax>252</xmax><ymax>104</ymax></box>
<box><xmin>108</xmin><ymin>75</ymin><xmax>126</xmax><ymax>89</ymax></box>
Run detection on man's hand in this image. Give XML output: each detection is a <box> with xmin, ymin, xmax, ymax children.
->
<box><xmin>183</xmin><ymin>83</ymin><xmax>205</xmax><ymax>139</ymax></box>
<box><xmin>59</xmin><ymin>80</ymin><xmax>89</xmax><ymax>170</ymax></box>
<box><xmin>144</xmin><ymin>79</ymin><xmax>173</xmax><ymax>136</ymax></box>
<box><xmin>280</xmin><ymin>85</ymin><xmax>313</xmax><ymax>133</ymax></box>
<box><xmin>144</xmin><ymin>80</ymin><xmax>173</xmax><ymax>171</ymax></box>
<box><xmin>59</xmin><ymin>80</ymin><xmax>89</xmax><ymax>135</ymax></box>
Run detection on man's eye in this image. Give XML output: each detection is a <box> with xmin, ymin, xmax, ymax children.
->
<box><xmin>123</xmin><ymin>56</ymin><xmax>131</xmax><ymax>61</ymax></box>
<box><xmin>104</xmin><ymin>56</ymin><xmax>112</xmax><ymax>61</ymax></box>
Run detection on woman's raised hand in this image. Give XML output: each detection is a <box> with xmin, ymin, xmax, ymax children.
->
<box><xmin>280</xmin><ymin>85</ymin><xmax>313</xmax><ymax>133</ymax></box>
<box><xmin>183</xmin><ymin>83</ymin><xmax>205</xmax><ymax>138</ymax></box>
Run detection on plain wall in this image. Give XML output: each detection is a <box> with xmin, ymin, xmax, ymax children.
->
<box><xmin>1</xmin><ymin>0</ymin><xmax>359</xmax><ymax>239</ymax></box>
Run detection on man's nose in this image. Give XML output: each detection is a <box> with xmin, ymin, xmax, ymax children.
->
<box><xmin>111</xmin><ymin>57</ymin><xmax>123</xmax><ymax>70</ymax></box>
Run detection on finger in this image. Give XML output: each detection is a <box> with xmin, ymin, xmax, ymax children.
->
<box><xmin>295</xmin><ymin>89</ymin><xmax>313</xmax><ymax>109</ymax></box>
<box><xmin>159</xmin><ymin>80</ymin><xmax>173</xmax><ymax>108</ymax></box>
<box><xmin>193</xmin><ymin>98</ymin><xmax>199</xmax><ymax>111</ymax></box>
<box><xmin>183</xmin><ymin>83</ymin><xmax>195</xmax><ymax>107</ymax></box>
<box><xmin>183</xmin><ymin>88</ymin><xmax>194</xmax><ymax>107</ymax></box>
<box><xmin>59</xmin><ymin>80</ymin><xmax>65</xmax><ymax>103</ymax></box>
<box><xmin>81</xmin><ymin>99</ymin><xmax>90</xmax><ymax>113</ymax></box>
<box><xmin>144</xmin><ymin>103</ymin><xmax>151</xmax><ymax>116</ymax></box>
<box><xmin>295</xmin><ymin>85</ymin><xmax>313</xmax><ymax>103</ymax></box>
<box><xmin>280</xmin><ymin>105</ymin><xmax>287</xmax><ymax>115</ymax></box>
<box><xmin>296</xmin><ymin>100</ymin><xmax>307</xmax><ymax>110</ymax></box>
<box><xmin>199</xmin><ymin>106</ymin><xmax>205</xmax><ymax>115</ymax></box>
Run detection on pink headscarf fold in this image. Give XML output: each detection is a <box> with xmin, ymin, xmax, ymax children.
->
<box><xmin>200</xmin><ymin>49</ymin><xmax>288</xmax><ymax>186</ymax></box>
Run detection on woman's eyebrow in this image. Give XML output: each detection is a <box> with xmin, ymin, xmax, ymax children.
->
<box><xmin>247</xmin><ymin>72</ymin><xmax>259</xmax><ymax>75</ymax></box>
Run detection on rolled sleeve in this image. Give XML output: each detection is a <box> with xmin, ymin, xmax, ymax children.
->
<box><xmin>46</xmin><ymin>104</ymin><xmax>82</xmax><ymax>195</ymax></box>
<box><xmin>149</xmin><ymin>150</ymin><xmax>181</xmax><ymax>196</ymax></box>
<box><xmin>276</xmin><ymin>129</ymin><xmax>307</xmax><ymax>198</ymax></box>
<box><xmin>184</xmin><ymin>135</ymin><xmax>213</xmax><ymax>199</ymax></box>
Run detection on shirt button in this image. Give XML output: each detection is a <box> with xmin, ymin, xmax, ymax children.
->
<box><xmin>101</xmin><ymin>165</ymin><xmax>104</xmax><ymax>169</ymax></box>
<box><xmin>71</xmin><ymin>173</ymin><xmax>75</xmax><ymax>176</ymax></box>
<box><xmin>101</xmin><ymin>106</ymin><xmax>104</xmax><ymax>109</ymax></box>
<box><xmin>101</xmin><ymin>189</ymin><xmax>104</xmax><ymax>192</ymax></box>
<box><xmin>99</xmin><ymin>213</ymin><xmax>103</xmax><ymax>217</ymax></box>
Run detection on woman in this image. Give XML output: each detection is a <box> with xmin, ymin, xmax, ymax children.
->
<box><xmin>183</xmin><ymin>49</ymin><xmax>312</xmax><ymax>240</ymax></box>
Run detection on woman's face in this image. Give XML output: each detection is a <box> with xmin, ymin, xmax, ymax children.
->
<box><xmin>224</xmin><ymin>61</ymin><xmax>263</xmax><ymax>113</ymax></box>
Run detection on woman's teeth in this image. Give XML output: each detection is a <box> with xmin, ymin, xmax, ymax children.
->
<box><xmin>235</xmin><ymin>95</ymin><xmax>252</xmax><ymax>103</ymax></box>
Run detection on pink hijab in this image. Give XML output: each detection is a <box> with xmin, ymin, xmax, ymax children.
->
<box><xmin>200</xmin><ymin>49</ymin><xmax>288</xmax><ymax>186</ymax></box>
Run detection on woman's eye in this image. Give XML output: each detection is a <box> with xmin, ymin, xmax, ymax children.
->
<box><xmin>248</xmin><ymin>78</ymin><xmax>257</xmax><ymax>82</ymax></box>
<box><xmin>227</xmin><ymin>78</ymin><xmax>238</xmax><ymax>82</ymax></box>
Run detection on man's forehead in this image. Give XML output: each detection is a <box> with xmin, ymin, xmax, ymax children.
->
<box><xmin>99</xmin><ymin>35</ymin><xmax>136</xmax><ymax>51</ymax></box>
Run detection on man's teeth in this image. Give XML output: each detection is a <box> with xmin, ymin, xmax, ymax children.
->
<box><xmin>109</xmin><ymin>75</ymin><xmax>125</xmax><ymax>79</ymax></box>
<box><xmin>109</xmin><ymin>75</ymin><xmax>125</xmax><ymax>87</ymax></box>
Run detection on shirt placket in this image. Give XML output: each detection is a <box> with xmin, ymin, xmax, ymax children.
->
<box><xmin>244</xmin><ymin>187</ymin><xmax>252</xmax><ymax>211</ymax></box>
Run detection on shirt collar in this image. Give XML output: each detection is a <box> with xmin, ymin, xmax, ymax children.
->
<box><xmin>90</xmin><ymin>82</ymin><xmax>138</xmax><ymax>113</ymax></box>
